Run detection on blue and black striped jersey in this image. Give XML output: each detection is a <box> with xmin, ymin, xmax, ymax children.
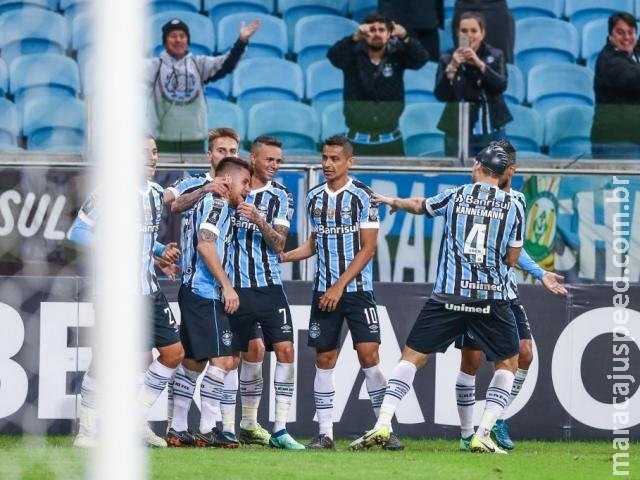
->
<box><xmin>506</xmin><ymin>190</ymin><xmax>526</xmax><ymax>300</ymax></box>
<box><xmin>306</xmin><ymin>178</ymin><xmax>379</xmax><ymax>293</ymax></box>
<box><xmin>230</xmin><ymin>180</ymin><xmax>293</xmax><ymax>288</ymax></box>
<box><xmin>425</xmin><ymin>182</ymin><xmax>524</xmax><ymax>300</ymax></box>
<box><xmin>166</xmin><ymin>172</ymin><xmax>212</xmax><ymax>206</ymax></box>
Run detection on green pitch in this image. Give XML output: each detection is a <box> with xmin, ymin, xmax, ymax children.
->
<box><xmin>0</xmin><ymin>436</ymin><xmax>634</xmax><ymax>480</ymax></box>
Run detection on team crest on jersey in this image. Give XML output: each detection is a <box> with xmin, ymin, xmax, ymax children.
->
<box><xmin>312</xmin><ymin>207</ymin><xmax>322</xmax><ymax>218</ymax></box>
<box><xmin>340</xmin><ymin>207</ymin><xmax>352</xmax><ymax>218</ymax></box>
<box><xmin>212</xmin><ymin>198</ymin><xmax>225</xmax><ymax>209</ymax></box>
<box><xmin>208</xmin><ymin>210</ymin><xmax>220</xmax><ymax>224</ymax></box>
<box><xmin>257</xmin><ymin>205</ymin><xmax>268</xmax><ymax>218</ymax></box>
<box><xmin>309</xmin><ymin>322</ymin><xmax>321</xmax><ymax>339</ymax></box>
<box><xmin>327</xmin><ymin>208</ymin><xmax>335</xmax><ymax>220</ymax></box>
<box><xmin>221</xmin><ymin>330</ymin><xmax>233</xmax><ymax>346</ymax></box>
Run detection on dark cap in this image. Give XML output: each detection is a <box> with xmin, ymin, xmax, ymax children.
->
<box><xmin>162</xmin><ymin>18</ymin><xmax>190</xmax><ymax>45</ymax></box>
<box><xmin>475</xmin><ymin>145</ymin><xmax>508</xmax><ymax>175</ymax></box>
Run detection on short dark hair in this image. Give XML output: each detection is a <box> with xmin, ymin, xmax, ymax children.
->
<box><xmin>489</xmin><ymin>139</ymin><xmax>516</xmax><ymax>165</ymax></box>
<box><xmin>362</xmin><ymin>12</ymin><xmax>393</xmax><ymax>32</ymax></box>
<box><xmin>608</xmin><ymin>11</ymin><xmax>637</xmax><ymax>34</ymax></box>
<box><xmin>458</xmin><ymin>11</ymin><xmax>486</xmax><ymax>32</ymax></box>
<box><xmin>323</xmin><ymin>135</ymin><xmax>353</xmax><ymax>157</ymax></box>
<box><xmin>251</xmin><ymin>135</ymin><xmax>282</xmax><ymax>152</ymax></box>
<box><xmin>216</xmin><ymin>156</ymin><xmax>253</xmax><ymax>176</ymax></box>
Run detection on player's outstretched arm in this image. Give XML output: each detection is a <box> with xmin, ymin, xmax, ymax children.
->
<box><xmin>372</xmin><ymin>192</ymin><xmax>426</xmax><ymax>215</ymax></box>
<box><xmin>280</xmin><ymin>233</ymin><xmax>316</xmax><ymax>263</ymax></box>
<box><xmin>541</xmin><ymin>272</ymin><xmax>568</xmax><ymax>296</ymax></box>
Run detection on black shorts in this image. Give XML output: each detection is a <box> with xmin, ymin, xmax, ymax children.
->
<box><xmin>148</xmin><ymin>291</ymin><xmax>180</xmax><ymax>349</ymax></box>
<box><xmin>229</xmin><ymin>285</ymin><xmax>291</xmax><ymax>352</ymax></box>
<box><xmin>178</xmin><ymin>284</ymin><xmax>234</xmax><ymax>361</ymax></box>
<box><xmin>406</xmin><ymin>298</ymin><xmax>519</xmax><ymax>361</ymax></box>
<box><xmin>307</xmin><ymin>290</ymin><xmax>381</xmax><ymax>351</ymax></box>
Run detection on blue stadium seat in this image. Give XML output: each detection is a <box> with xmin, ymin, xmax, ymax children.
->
<box><xmin>320</xmin><ymin>101</ymin><xmax>346</xmax><ymax>139</ymax></box>
<box><xmin>148</xmin><ymin>0</ymin><xmax>201</xmax><ymax>15</ymax></box>
<box><xmin>204</xmin><ymin>74</ymin><xmax>231</xmax><ymax>100</ymax></box>
<box><xmin>527</xmin><ymin>62</ymin><xmax>594</xmax><ymax>117</ymax></box>
<box><xmin>305</xmin><ymin>59</ymin><xmax>343</xmax><ymax>115</ymax></box>
<box><xmin>232</xmin><ymin>58</ymin><xmax>304</xmax><ymax>114</ymax></box>
<box><xmin>581</xmin><ymin>18</ymin><xmax>608</xmax><ymax>70</ymax></box>
<box><xmin>504</xmin><ymin>105</ymin><xmax>543</xmax><ymax>153</ymax></box>
<box><xmin>0</xmin><ymin>0</ymin><xmax>55</xmax><ymax>14</ymax></box>
<box><xmin>0</xmin><ymin>98</ymin><xmax>20</xmax><ymax>150</ymax></box>
<box><xmin>293</xmin><ymin>14</ymin><xmax>358</xmax><ymax>71</ymax></box>
<box><xmin>206</xmin><ymin>99</ymin><xmax>246</xmax><ymax>139</ymax></box>
<box><xmin>149</xmin><ymin>11</ymin><xmax>215</xmax><ymax>56</ymax></box>
<box><xmin>348</xmin><ymin>0</ymin><xmax>376</xmax><ymax>23</ymax></box>
<box><xmin>0</xmin><ymin>58</ymin><xmax>8</xmax><ymax>97</ymax></box>
<box><xmin>247</xmin><ymin>100</ymin><xmax>319</xmax><ymax>151</ymax></box>
<box><xmin>277</xmin><ymin>0</ymin><xmax>348</xmax><ymax>50</ymax></box>
<box><xmin>22</xmin><ymin>96</ymin><xmax>86</xmax><ymax>151</ymax></box>
<box><xmin>504</xmin><ymin>63</ymin><xmax>525</xmax><ymax>105</ymax></box>
<box><xmin>9</xmin><ymin>53</ymin><xmax>81</xmax><ymax>112</ymax></box>
<box><xmin>0</xmin><ymin>8</ymin><xmax>69</xmax><ymax>65</ymax></box>
<box><xmin>439</xmin><ymin>21</ymin><xmax>454</xmax><ymax>54</ymax></box>
<box><xmin>204</xmin><ymin>0</ymin><xmax>273</xmax><ymax>25</ymax></box>
<box><xmin>404</xmin><ymin>62</ymin><xmax>437</xmax><ymax>103</ymax></box>
<box><xmin>60</xmin><ymin>0</ymin><xmax>90</xmax><ymax>25</ymax></box>
<box><xmin>514</xmin><ymin>18</ymin><xmax>579</xmax><ymax>78</ymax></box>
<box><xmin>508</xmin><ymin>0</ymin><xmax>563</xmax><ymax>20</ymax></box>
<box><xmin>544</xmin><ymin>104</ymin><xmax>594</xmax><ymax>159</ymax></box>
<box><xmin>217</xmin><ymin>12</ymin><xmax>286</xmax><ymax>59</ymax></box>
<box><xmin>399</xmin><ymin>102</ymin><xmax>445</xmax><ymax>157</ymax></box>
<box><xmin>444</xmin><ymin>0</ymin><xmax>454</xmax><ymax>23</ymax></box>
<box><xmin>71</xmin><ymin>12</ymin><xmax>93</xmax><ymax>70</ymax></box>
<box><xmin>564</xmin><ymin>0</ymin><xmax>633</xmax><ymax>37</ymax></box>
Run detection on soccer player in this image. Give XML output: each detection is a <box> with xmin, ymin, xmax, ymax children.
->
<box><xmin>349</xmin><ymin>144</ymin><xmax>524</xmax><ymax>454</ymax></box>
<box><xmin>455</xmin><ymin>139</ymin><xmax>568</xmax><ymax>451</ymax></box>
<box><xmin>167</xmin><ymin>157</ymin><xmax>252</xmax><ymax>448</ymax></box>
<box><xmin>69</xmin><ymin>136</ymin><xmax>185</xmax><ymax>448</ymax></box>
<box><xmin>228</xmin><ymin>136</ymin><xmax>304</xmax><ymax>450</ymax></box>
<box><xmin>281</xmin><ymin>135</ymin><xmax>403</xmax><ymax>450</ymax></box>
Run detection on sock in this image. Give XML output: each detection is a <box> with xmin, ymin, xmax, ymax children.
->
<box><xmin>477</xmin><ymin>369</ymin><xmax>515</xmax><ymax>440</ymax></box>
<box><xmin>375</xmin><ymin>360</ymin><xmax>416</xmax><ymax>429</ymax></box>
<box><xmin>239</xmin><ymin>359</ymin><xmax>263</xmax><ymax>429</ymax></box>
<box><xmin>456</xmin><ymin>371</ymin><xmax>476</xmax><ymax>438</ymax></box>
<box><xmin>313</xmin><ymin>367</ymin><xmax>335</xmax><ymax>438</ymax></box>
<box><xmin>362</xmin><ymin>364</ymin><xmax>387</xmax><ymax>418</ymax></box>
<box><xmin>78</xmin><ymin>373</ymin><xmax>98</xmax><ymax>437</ymax></box>
<box><xmin>166</xmin><ymin>375</ymin><xmax>174</xmax><ymax>433</ymax></box>
<box><xmin>138</xmin><ymin>359</ymin><xmax>176</xmax><ymax>419</ymax></box>
<box><xmin>273</xmin><ymin>361</ymin><xmax>295</xmax><ymax>433</ymax></box>
<box><xmin>221</xmin><ymin>368</ymin><xmax>238</xmax><ymax>434</ymax></box>
<box><xmin>199</xmin><ymin>365</ymin><xmax>227</xmax><ymax>434</ymax></box>
<box><xmin>499</xmin><ymin>368</ymin><xmax>528</xmax><ymax>420</ymax></box>
<box><xmin>170</xmin><ymin>365</ymin><xmax>199</xmax><ymax>432</ymax></box>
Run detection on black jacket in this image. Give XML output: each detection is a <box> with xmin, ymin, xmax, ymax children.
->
<box><xmin>378</xmin><ymin>0</ymin><xmax>443</xmax><ymax>30</ymax></box>
<box><xmin>434</xmin><ymin>42</ymin><xmax>512</xmax><ymax>136</ymax></box>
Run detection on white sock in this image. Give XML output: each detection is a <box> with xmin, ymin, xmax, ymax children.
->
<box><xmin>362</xmin><ymin>364</ymin><xmax>387</xmax><ymax>418</ymax></box>
<box><xmin>199</xmin><ymin>365</ymin><xmax>227</xmax><ymax>434</ymax></box>
<box><xmin>78</xmin><ymin>373</ymin><xmax>98</xmax><ymax>437</ymax></box>
<box><xmin>239</xmin><ymin>360</ymin><xmax>263</xmax><ymax>429</ymax></box>
<box><xmin>477</xmin><ymin>369</ymin><xmax>514</xmax><ymax>440</ymax></box>
<box><xmin>313</xmin><ymin>367</ymin><xmax>335</xmax><ymax>438</ymax></box>
<box><xmin>138</xmin><ymin>359</ymin><xmax>176</xmax><ymax>419</ymax></box>
<box><xmin>273</xmin><ymin>361</ymin><xmax>295</xmax><ymax>432</ymax></box>
<box><xmin>376</xmin><ymin>360</ymin><xmax>416</xmax><ymax>428</ymax></box>
<box><xmin>456</xmin><ymin>371</ymin><xmax>476</xmax><ymax>438</ymax></box>
<box><xmin>170</xmin><ymin>365</ymin><xmax>199</xmax><ymax>432</ymax></box>
<box><xmin>499</xmin><ymin>368</ymin><xmax>528</xmax><ymax>420</ymax></box>
<box><xmin>221</xmin><ymin>369</ymin><xmax>238</xmax><ymax>434</ymax></box>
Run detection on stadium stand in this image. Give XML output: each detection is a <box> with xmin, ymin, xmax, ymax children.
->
<box><xmin>59</xmin><ymin>0</ymin><xmax>90</xmax><ymax>25</ymax></box>
<box><xmin>277</xmin><ymin>0</ymin><xmax>348</xmax><ymax>50</ymax></box>
<box><xmin>204</xmin><ymin>0</ymin><xmax>274</xmax><ymax>25</ymax></box>
<box><xmin>71</xmin><ymin>12</ymin><xmax>93</xmax><ymax>70</ymax></box>
<box><xmin>504</xmin><ymin>63</ymin><xmax>525</xmax><ymax>105</ymax></box>
<box><xmin>0</xmin><ymin>0</ymin><xmax>55</xmax><ymax>14</ymax></box>
<box><xmin>148</xmin><ymin>0</ymin><xmax>201</xmax><ymax>15</ymax></box>
<box><xmin>564</xmin><ymin>0</ymin><xmax>633</xmax><ymax>37</ymax></box>
<box><xmin>580</xmin><ymin>18</ymin><xmax>608</xmax><ymax>70</ymax></box>
<box><xmin>149</xmin><ymin>11</ymin><xmax>215</xmax><ymax>56</ymax></box>
<box><xmin>544</xmin><ymin>104</ymin><xmax>594</xmax><ymax>159</ymax></box>
<box><xmin>403</xmin><ymin>61</ymin><xmax>437</xmax><ymax>104</ymax></box>
<box><xmin>399</xmin><ymin>102</ymin><xmax>446</xmax><ymax>157</ymax></box>
<box><xmin>293</xmin><ymin>14</ymin><xmax>358</xmax><ymax>71</ymax></box>
<box><xmin>504</xmin><ymin>104</ymin><xmax>544</xmax><ymax>154</ymax></box>
<box><xmin>207</xmin><ymin>98</ymin><xmax>246</xmax><ymax>139</ymax></box>
<box><xmin>348</xmin><ymin>0</ymin><xmax>376</xmax><ymax>23</ymax></box>
<box><xmin>204</xmin><ymin>74</ymin><xmax>232</xmax><ymax>100</ymax></box>
<box><xmin>320</xmin><ymin>101</ymin><xmax>346</xmax><ymax>139</ymax></box>
<box><xmin>0</xmin><ymin>98</ymin><xmax>20</xmax><ymax>150</ymax></box>
<box><xmin>22</xmin><ymin>96</ymin><xmax>86</xmax><ymax>151</ymax></box>
<box><xmin>0</xmin><ymin>58</ymin><xmax>8</xmax><ymax>97</ymax></box>
<box><xmin>508</xmin><ymin>0</ymin><xmax>563</xmax><ymax>20</ymax></box>
<box><xmin>526</xmin><ymin>62</ymin><xmax>594</xmax><ymax>117</ymax></box>
<box><xmin>304</xmin><ymin>59</ymin><xmax>343</xmax><ymax>115</ymax></box>
<box><xmin>217</xmin><ymin>12</ymin><xmax>286</xmax><ymax>59</ymax></box>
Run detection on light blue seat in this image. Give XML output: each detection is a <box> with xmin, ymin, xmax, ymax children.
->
<box><xmin>348</xmin><ymin>0</ymin><xmax>376</xmax><ymax>23</ymax></box>
<box><xmin>320</xmin><ymin>101</ymin><xmax>346</xmax><ymax>139</ymax></box>
<box><xmin>508</xmin><ymin>0</ymin><xmax>563</xmax><ymax>20</ymax></box>
<box><xmin>206</xmin><ymin>98</ymin><xmax>246</xmax><ymax>139</ymax></box>
<box><xmin>148</xmin><ymin>0</ymin><xmax>201</xmax><ymax>15</ymax></box>
<box><xmin>22</xmin><ymin>96</ymin><xmax>86</xmax><ymax>151</ymax></box>
<box><xmin>0</xmin><ymin>98</ymin><xmax>20</xmax><ymax>150</ymax></box>
<box><xmin>565</xmin><ymin>0</ymin><xmax>633</xmax><ymax>37</ymax></box>
<box><xmin>404</xmin><ymin>62</ymin><xmax>437</xmax><ymax>103</ymax></box>
<box><xmin>527</xmin><ymin>62</ymin><xmax>594</xmax><ymax>117</ymax></box>
<box><xmin>277</xmin><ymin>0</ymin><xmax>348</xmax><ymax>50</ymax></box>
<box><xmin>0</xmin><ymin>58</ymin><xmax>8</xmax><ymax>97</ymax></box>
<box><xmin>293</xmin><ymin>14</ymin><xmax>358</xmax><ymax>71</ymax></box>
<box><xmin>0</xmin><ymin>8</ymin><xmax>69</xmax><ymax>65</ymax></box>
<box><xmin>444</xmin><ymin>0</ymin><xmax>454</xmax><ymax>23</ymax></box>
<box><xmin>232</xmin><ymin>58</ymin><xmax>304</xmax><ymax>114</ymax></box>
<box><xmin>439</xmin><ymin>21</ymin><xmax>454</xmax><ymax>54</ymax></box>
<box><xmin>305</xmin><ymin>59</ymin><xmax>343</xmax><ymax>115</ymax></box>
<box><xmin>204</xmin><ymin>74</ymin><xmax>231</xmax><ymax>100</ymax></box>
<box><xmin>504</xmin><ymin>63</ymin><xmax>525</xmax><ymax>105</ymax></box>
<box><xmin>71</xmin><ymin>12</ymin><xmax>93</xmax><ymax>70</ymax></box>
<box><xmin>217</xmin><ymin>12</ymin><xmax>286</xmax><ymax>59</ymax></box>
<box><xmin>544</xmin><ymin>104</ymin><xmax>594</xmax><ymax>159</ymax></box>
<box><xmin>60</xmin><ymin>0</ymin><xmax>90</xmax><ymax>25</ymax></box>
<box><xmin>514</xmin><ymin>18</ymin><xmax>579</xmax><ymax>78</ymax></box>
<box><xmin>581</xmin><ymin>18</ymin><xmax>608</xmax><ymax>70</ymax></box>
<box><xmin>0</xmin><ymin>0</ymin><xmax>56</xmax><ymax>14</ymax></box>
<box><xmin>504</xmin><ymin>105</ymin><xmax>543</xmax><ymax>153</ymax></box>
<box><xmin>399</xmin><ymin>102</ymin><xmax>446</xmax><ymax>157</ymax></box>
<box><xmin>149</xmin><ymin>11</ymin><xmax>215</xmax><ymax>56</ymax></box>
<box><xmin>247</xmin><ymin>100</ymin><xmax>319</xmax><ymax>151</ymax></box>
<box><xmin>204</xmin><ymin>0</ymin><xmax>273</xmax><ymax>25</ymax></box>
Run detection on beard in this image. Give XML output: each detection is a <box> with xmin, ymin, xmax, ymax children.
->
<box><xmin>367</xmin><ymin>42</ymin><xmax>385</xmax><ymax>52</ymax></box>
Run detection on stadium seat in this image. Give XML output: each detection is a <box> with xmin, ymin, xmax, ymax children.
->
<box><xmin>564</xmin><ymin>0</ymin><xmax>633</xmax><ymax>37</ymax></box>
<box><xmin>293</xmin><ymin>14</ymin><xmax>358</xmax><ymax>71</ymax></box>
<box><xmin>217</xmin><ymin>12</ymin><xmax>286</xmax><ymax>59</ymax></box>
<box><xmin>544</xmin><ymin>104</ymin><xmax>594</xmax><ymax>159</ymax></box>
<box><xmin>247</xmin><ymin>100</ymin><xmax>319</xmax><ymax>151</ymax></box>
<box><xmin>508</xmin><ymin>0</ymin><xmax>563</xmax><ymax>20</ymax></box>
<box><xmin>527</xmin><ymin>62</ymin><xmax>594</xmax><ymax>117</ymax></box>
<box><xmin>514</xmin><ymin>18</ymin><xmax>579</xmax><ymax>78</ymax></box>
<box><xmin>0</xmin><ymin>8</ymin><xmax>70</xmax><ymax>65</ymax></box>
<box><xmin>0</xmin><ymin>98</ymin><xmax>20</xmax><ymax>150</ymax></box>
<box><xmin>232</xmin><ymin>58</ymin><xmax>304</xmax><ymax>114</ymax></box>
<box><xmin>504</xmin><ymin>105</ymin><xmax>543</xmax><ymax>154</ymax></box>
<box><xmin>399</xmin><ymin>102</ymin><xmax>445</xmax><ymax>157</ymax></box>
<box><xmin>9</xmin><ymin>53</ymin><xmax>81</xmax><ymax>112</ymax></box>
<box><xmin>439</xmin><ymin>21</ymin><xmax>454</xmax><ymax>54</ymax></box>
<box><xmin>149</xmin><ymin>11</ymin><xmax>215</xmax><ymax>56</ymax></box>
<box><xmin>504</xmin><ymin>63</ymin><xmax>525</xmax><ymax>105</ymax></box>
<box><xmin>204</xmin><ymin>74</ymin><xmax>231</xmax><ymax>100</ymax></box>
<box><xmin>581</xmin><ymin>18</ymin><xmax>608</xmax><ymax>70</ymax></box>
<box><xmin>204</xmin><ymin>0</ymin><xmax>274</xmax><ymax>25</ymax></box>
<box><xmin>348</xmin><ymin>0</ymin><xmax>376</xmax><ymax>23</ymax></box>
<box><xmin>277</xmin><ymin>0</ymin><xmax>348</xmax><ymax>50</ymax></box>
<box><xmin>444</xmin><ymin>0</ymin><xmax>454</xmax><ymax>23</ymax></box>
<box><xmin>320</xmin><ymin>101</ymin><xmax>346</xmax><ymax>139</ymax></box>
<box><xmin>305</xmin><ymin>59</ymin><xmax>343</xmax><ymax>115</ymax></box>
<box><xmin>71</xmin><ymin>12</ymin><xmax>93</xmax><ymax>70</ymax></box>
<box><xmin>148</xmin><ymin>0</ymin><xmax>201</xmax><ymax>15</ymax></box>
<box><xmin>22</xmin><ymin>96</ymin><xmax>86</xmax><ymax>151</ymax></box>
<box><xmin>404</xmin><ymin>62</ymin><xmax>437</xmax><ymax>103</ymax></box>
<box><xmin>59</xmin><ymin>0</ymin><xmax>91</xmax><ymax>25</ymax></box>
<box><xmin>0</xmin><ymin>58</ymin><xmax>8</xmax><ymax>97</ymax></box>
<box><xmin>206</xmin><ymin>98</ymin><xmax>246</xmax><ymax>139</ymax></box>
<box><xmin>0</xmin><ymin>0</ymin><xmax>55</xmax><ymax>14</ymax></box>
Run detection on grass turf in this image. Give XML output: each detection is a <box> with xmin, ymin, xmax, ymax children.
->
<box><xmin>0</xmin><ymin>436</ymin><xmax>634</xmax><ymax>480</ymax></box>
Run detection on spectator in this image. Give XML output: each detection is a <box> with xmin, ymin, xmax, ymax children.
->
<box><xmin>146</xmin><ymin>17</ymin><xmax>259</xmax><ymax>154</ymax></box>
<box><xmin>591</xmin><ymin>11</ymin><xmax>640</xmax><ymax>159</ymax></box>
<box><xmin>451</xmin><ymin>0</ymin><xmax>514</xmax><ymax>64</ymax></box>
<box><xmin>434</xmin><ymin>11</ymin><xmax>512</xmax><ymax>158</ymax></box>
<box><xmin>378</xmin><ymin>0</ymin><xmax>444</xmax><ymax>60</ymax></box>
<box><xmin>327</xmin><ymin>12</ymin><xmax>429</xmax><ymax>157</ymax></box>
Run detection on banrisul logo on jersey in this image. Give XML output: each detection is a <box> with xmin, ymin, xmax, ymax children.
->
<box><xmin>523</xmin><ymin>175</ymin><xmax>559</xmax><ymax>272</ymax></box>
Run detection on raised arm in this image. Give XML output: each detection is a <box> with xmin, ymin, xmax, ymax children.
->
<box><xmin>372</xmin><ymin>192</ymin><xmax>426</xmax><ymax>215</ymax></box>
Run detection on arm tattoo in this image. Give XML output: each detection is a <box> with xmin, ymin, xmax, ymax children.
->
<box><xmin>199</xmin><ymin>229</ymin><xmax>216</xmax><ymax>243</ymax></box>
